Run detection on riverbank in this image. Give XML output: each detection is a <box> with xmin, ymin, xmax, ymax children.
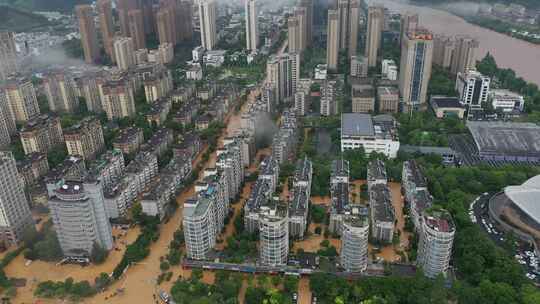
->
<box><xmin>370</xmin><ymin>0</ymin><xmax>540</xmax><ymax>86</ymax></box>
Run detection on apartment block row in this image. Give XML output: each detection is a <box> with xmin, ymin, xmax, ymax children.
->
<box><xmin>272</xmin><ymin>109</ymin><xmax>298</xmax><ymax>165</ymax></box>
<box><xmin>327</xmin><ymin>159</ymin><xmax>371</xmax><ymax>273</ymax></box>
<box><xmin>401</xmin><ymin>160</ymin><xmax>455</xmax><ymax>278</ymax></box>
<box><xmin>289</xmin><ymin>157</ymin><xmax>313</xmax><ymax>239</ymax></box>
<box><xmin>183</xmin><ymin>137</ymin><xmax>245</xmax><ymax>260</ymax></box>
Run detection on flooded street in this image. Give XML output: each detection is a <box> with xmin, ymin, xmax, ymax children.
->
<box><xmin>370</xmin><ymin>0</ymin><xmax>540</xmax><ymax>86</ymax></box>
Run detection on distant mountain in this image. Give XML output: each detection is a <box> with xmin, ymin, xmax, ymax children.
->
<box><xmin>0</xmin><ymin>5</ymin><xmax>51</xmax><ymax>32</ymax></box>
<box><xmin>0</xmin><ymin>0</ymin><xmax>92</xmax><ymax>12</ymax></box>
<box><xmin>413</xmin><ymin>0</ymin><xmax>540</xmax><ymax>9</ymax></box>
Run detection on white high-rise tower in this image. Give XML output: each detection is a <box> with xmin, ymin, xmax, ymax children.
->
<box><xmin>245</xmin><ymin>0</ymin><xmax>258</xmax><ymax>51</ymax></box>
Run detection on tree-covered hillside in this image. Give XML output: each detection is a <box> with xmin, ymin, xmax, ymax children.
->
<box><xmin>0</xmin><ymin>0</ymin><xmax>92</xmax><ymax>12</ymax></box>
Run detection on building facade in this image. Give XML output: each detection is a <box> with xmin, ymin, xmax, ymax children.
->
<box><xmin>199</xmin><ymin>0</ymin><xmax>217</xmax><ymax>50</ymax></box>
<box><xmin>399</xmin><ymin>29</ymin><xmax>433</xmax><ymax>111</ymax></box>
<box><xmin>245</xmin><ymin>0</ymin><xmax>258</xmax><ymax>51</ymax></box>
<box><xmin>0</xmin><ymin>152</ymin><xmax>35</xmax><ymax>245</ymax></box>
<box><xmin>47</xmin><ymin>180</ymin><xmax>114</xmax><ymax>257</ymax></box>
<box><xmin>417</xmin><ymin>209</ymin><xmax>455</xmax><ymax>278</ymax></box>
<box><xmin>365</xmin><ymin>6</ymin><xmax>384</xmax><ymax>67</ymax></box>
<box><xmin>64</xmin><ymin>116</ymin><xmax>105</xmax><ymax>161</ymax></box>
<box><xmin>76</xmin><ymin>5</ymin><xmax>101</xmax><ymax>64</ymax></box>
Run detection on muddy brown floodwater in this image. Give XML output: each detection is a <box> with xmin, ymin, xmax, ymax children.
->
<box><xmin>370</xmin><ymin>0</ymin><xmax>540</xmax><ymax>86</ymax></box>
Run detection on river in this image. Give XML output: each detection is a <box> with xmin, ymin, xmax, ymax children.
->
<box><xmin>369</xmin><ymin>0</ymin><xmax>540</xmax><ymax>86</ymax></box>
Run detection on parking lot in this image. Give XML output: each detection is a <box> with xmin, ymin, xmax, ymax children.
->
<box><xmin>470</xmin><ymin>193</ymin><xmax>540</xmax><ymax>282</ymax></box>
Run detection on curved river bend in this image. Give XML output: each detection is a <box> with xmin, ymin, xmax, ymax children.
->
<box><xmin>370</xmin><ymin>0</ymin><xmax>540</xmax><ymax>86</ymax></box>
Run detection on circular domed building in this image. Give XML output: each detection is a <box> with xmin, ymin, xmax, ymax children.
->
<box><xmin>489</xmin><ymin>176</ymin><xmax>540</xmax><ymax>247</ymax></box>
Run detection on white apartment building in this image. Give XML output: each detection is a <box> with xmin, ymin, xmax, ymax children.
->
<box><xmin>183</xmin><ymin>196</ymin><xmax>217</xmax><ymax>260</ymax></box>
<box><xmin>48</xmin><ymin>180</ymin><xmax>114</xmax><ymax>257</ymax></box>
<box><xmin>259</xmin><ymin>204</ymin><xmax>289</xmax><ymax>266</ymax></box>
<box><xmin>456</xmin><ymin>70</ymin><xmax>490</xmax><ymax>109</ymax></box>
<box><xmin>417</xmin><ymin>209</ymin><xmax>456</xmax><ymax>278</ymax></box>
<box><xmin>340</xmin><ymin>212</ymin><xmax>369</xmax><ymax>272</ymax></box>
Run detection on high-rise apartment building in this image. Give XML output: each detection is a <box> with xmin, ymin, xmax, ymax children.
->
<box><xmin>298</xmin><ymin>0</ymin><xmax>313</xmax><ymax>47</ymax></box>
<box><xmin>266</xmin><ymin>53</ymin><xmax>299</xmax><ymax>102</ymax></box>
<box><xmin>294</xmin><ymin>7</ymin><xmax>307</xmax><ymax>52</ymax></box>
<box><xmin>288</xmin><ymin>17</ymin><xmax>300</xmax><ymax>53</ymax></box>
<box><xmin>77</xmin><ymin>71</ymin><xmax>105</xmax><ymax>113</ymax></box>
<box><xmin>0</xmin><ymin>31</ymin><xmax>18</xmax><ymax>81</ymax></box>
<box><xmin>97</xmin><ymin>0</ymin><xmax>115</xmax><ymax>59</ymax></box>
<box><xmin>399</xmin><ymin>29</ymin><xmax>433</xmax><ymax>111</ymax></box>
<box><xmin>245</xmin><ymin>0</ymin><xmax>258</xmax><ymax>51</ymax></box>
<box><xmin>365</xmin><ymin>6</ymin><xmax>384</xmax><ymax>67</ymax></box>
<box><xmin>455</xmin><ymin>70</ymin><xmax>490</xmax><ymax>109</ymax></box>
<box><xmin>450</xmin><ymin>36</ymin><xmax>479</xmax><ymax>75</ymax></box>
<box><xmin>114</xmin><ymin>37</ymin><xmax>136</xmax><ymax>70</ymax></box>
<box><xmin>177</xmin><ymin>0</ymin><xmax>193</xmax><ymax>42</ymax></box>
<box><xmin>64</xmin><ymin>116</ymin><xmax>105</xmax><ymax>161</ymax></box>
<box><xmin>157</xmin><ymin>4</ymin><xmax>177</xmax><ymax>45</ymax></box>
<box><xmin>0</xmin><ymin>92</ymin><xmax>11</xmax><ymax>148</ymax></box>
<box><xmin>3</xmin><ymin>77</ymin><xmax>40</xmax><ymax>123</ymax></box>
<box><xmin>117</xmin><ymin>0</ymin><xmax>137</xmax><ymax>37</ymax></box>
<box><xmin>43</xmin><ymin>72</ymin><xmax>79</xmax><ymax>114</ymax></box>
<box><xmin>340</xmin><ymin>211</ymin><xmax>369</xmax><ymax>272</ymax></box>
<box><xmin>433</xmin><ymin>34</ymin><xmax>454</xmax><ymax>69</ymax></box>
<box><xmin>47</xmin><ymin>179</ymin><xmax>113</xmax><ymax>257</ymax></box>
<box><xmin>0</xmin><ymin>152</ymin><xmax>34</xmax><ymax>245</ymax></box>
<box><xmin>259</xmin><ymin>201</ymin><xmax>289</xmax><ymax>266</ymax></box>
<box><xmin>338</xmin><ymin>0</ymin><xmax>349</xmax><ymax>49</ymax></box>
<box><xmin>0</xmin><ymin>89</ymin><xmax>17</xmax><ymax>136</ymax></box>
<box><xmin>198</xmin><ymin>0</ymin><xmax>217</xmax><ymax>50</ymax></box>
<box><xmin>399</xmin><ymin>13</ymin><xmax>418</xmax><ymax>47</ymax></box>
<box><xmin>344</xmin><ymin>0</ymin><xmax>360</xmax><ymax>56</ymax></box>
<box><xmin>20</xmin><ymin>114</ymin><xmax>63</xmax><ymax>155</ymax></box>
<box><xmin>326</xmin><ymin>10</ymin><xmax>339</xmax><ymax>72</ymax></box>
<box><xmin>128</xmin><ymin>9</ymin><xmax>147</xmax><ymax>50</ymax></box>
<box><xmin>417</xmin><ymin>208</ymin><xmax>455</xmax><ymax>278</ymax></box>
<box><xmin>183</xmin><ymin>196</ymin><xmax>217</xmax><ymax>260</ymax></box>
<box><xmin>101</xmin><ymin>78</ymin><xmax>136</xmax><ymax>120</ymax></box>
<box><xmin>76</xmin><ymin>5</ymin><xmax>101</xmax><ymax>64</ymax></box>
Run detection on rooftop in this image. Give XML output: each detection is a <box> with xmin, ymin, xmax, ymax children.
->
<box><xmin>367</xmin><ymin>159</ymin><xmax>387</xmax><ymax>182</ymax></box>
<box><xmin>430</xmin><ymin>96</ymin><xmax>463</xmax><ymax>109</ymax></box>
<box><xmin>331</xmin><ymin>159</ymin><xmax>349</xmax><ymax>178</ymax></box>
<box><xmin>331</xmin><ymin>182</ymin><xmax>349</xmax><ymax>214</ymax></box>
<box><xmin>341</xmin><ymin>113</ymin><xmax>397</xmax><ymax>140</ymax></box>
<box><xmin>423</xmin><ymin>208</ymin><xmax>455</xmax><ymax>233</ymax></box>
<box><xmin>403</xmin><ymin>160</ymin><xmax>428</xmax><ymax>188</ymax></box>
<box><xmin>467</xmin><ymin>121</ymin><xmax>540</xmax><ymax>156</ymax></box>
<box><xmin>504</xmin><ymin>175</ymin><xmax>540</xmax><ymax>225</ymax></box>
<box><xmin>370</xmin><ymin>184</ymin><xmax>395</xmax><ymax>223</ymax></box>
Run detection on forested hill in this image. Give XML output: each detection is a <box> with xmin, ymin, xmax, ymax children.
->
<box><xmin>413</xmin><ymin>0</ymin><xmax>540</xmax><ymax>9</ymax></box>
<box><xmin>0</xmin><ymin>0</ymin><xmax>92</xmax><ymax>12</ymax></box>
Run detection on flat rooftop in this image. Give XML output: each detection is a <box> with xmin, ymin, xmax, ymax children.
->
<box><xmin>431</xmin><ymin>96</ymin><xmax>463</xmax><ymax>108</ymax></box>
<box><xmin>341</xmin><ymin>113</ymin><xmax>374</xmax><ymax>137</ymax></box>
<box><xmin>467</xmin><ymin>121</ymin><xmax>540</xmax><ymax>156</ymax></box>
<box><xmin>370</xmin><ymin>184</ymin><xmax>395</xmax><ymax>223</ymax></box>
